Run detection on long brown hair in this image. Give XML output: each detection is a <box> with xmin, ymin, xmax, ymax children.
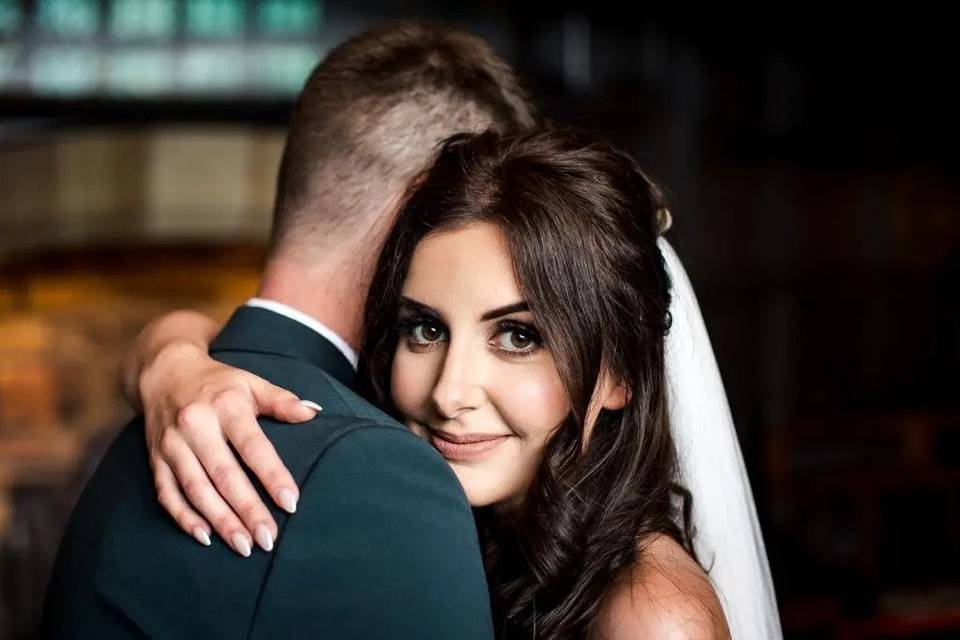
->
<box><xmin>360</xmin><ymin>130</ymin><xmax>693</xmax><ymax>639</ymax></box>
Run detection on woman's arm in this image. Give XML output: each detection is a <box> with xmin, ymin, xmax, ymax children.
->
<box><xmin>120</xmin><ymin>310</ymin><xmax>316</xmax><ymax>556</ymax></box>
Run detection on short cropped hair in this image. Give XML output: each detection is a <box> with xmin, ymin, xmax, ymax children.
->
<box><xmin>270</xmin><ymin>20</ymin><xmax>540</xmax><ymax>256</ymax></box>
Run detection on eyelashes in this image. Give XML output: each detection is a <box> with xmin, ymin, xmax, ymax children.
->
<box><xmin>395</xmin><ymin>314</ymin><xmax>447</xmax><ymax>353</ymax></box>
<box><xmin>492</xmin><ymin>320</ymin><xmax>543</xmax><ymax>357</ymax></box>
<box><xmin>395</xmin><ymin>313</ymin><xmax>445</xmax><ymax>338</ymax></box>
<box><xmin>394</xmin><ymin>314</ymin><xmax>543</xmax><ymax>359</ymax></box>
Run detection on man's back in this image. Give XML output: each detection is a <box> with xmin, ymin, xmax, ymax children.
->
<box><xmin>43</xmin><ymin>307</ymin><xmax>494</xmax><ymax>639</ymax></box>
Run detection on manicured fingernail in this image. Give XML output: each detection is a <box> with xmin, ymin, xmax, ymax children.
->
<box><xmin>193</xmin><ymin>527</ymin><xmax>211</xmax><ymax>547</ymax></box>
<box><xmin>254</xmin><ymin>524</ymin><xmax>274</xmax><ymax>552</ymax></box>
<box><xmin>278</xmin><ymin>488</ymin><xmax>298</xmax><ymax>514</ymax></box>
<box><xmin>298</xmin><ymin>400</ymin><xmax>322</xmax><ymax>412</ymax></box>
<box><xmin>232</xmin><ymin>533</ymin><xmax>251</xmax><ymax>557</ymax></box>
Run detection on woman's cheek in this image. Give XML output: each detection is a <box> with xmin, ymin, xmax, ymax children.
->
<box><xmin>489</xmin><ymin>360</ymin><xmax>568</xmax><ymax>441</ymax></box>
<box><xmin>391</xmin><ymin>348</ymin><xmax>436</xmax><ymax>418</ymax></box>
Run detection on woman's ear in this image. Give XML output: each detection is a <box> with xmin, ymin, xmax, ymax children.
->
<box><xmin>598</xmin><ymin>371</ymin><xmax>629</xmax><ymax>411</ymax></box>
<box><xmin>582</xmin><ymin>371</ymin><xmax>630</xmax><ymax>451</ymax></box>
<box><xmin>593</xmin><ymin>367</ymin><xmax>631</xmax><ymax>411</ymax></box>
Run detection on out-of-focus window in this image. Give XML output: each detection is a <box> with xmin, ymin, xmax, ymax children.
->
<box><xmin>0</xmin><ymin>0</ymin><xmax>326</xmax><ymax>99</ymax></box>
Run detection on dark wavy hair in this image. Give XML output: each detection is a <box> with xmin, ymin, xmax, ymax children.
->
<box><xmin>360</xmin><ymin>129</ymin><xmax>694</xmax><ymax>639</ymax></box>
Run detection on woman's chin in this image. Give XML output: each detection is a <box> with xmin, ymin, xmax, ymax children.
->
<box><xmin>462</xmin><ymin>489</ymin><xmax>500</xmax><ymax>508</ymax></box>
<box><xmin>451</xmin><ymin>468</ymin><xmax>508</xmax><ymax>508</ymax></box>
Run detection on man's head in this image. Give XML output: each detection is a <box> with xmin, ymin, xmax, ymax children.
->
<box><xmin>269</xmin><ymin>20</ymin><xmax>540</xmax><ymax>261</ymax></box>
<box><xmin>259</xmin><ymin>20</ymin><xmax>539</xmax><ymax>347</ymax></box>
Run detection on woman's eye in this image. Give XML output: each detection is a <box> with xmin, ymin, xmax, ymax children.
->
<box><xmin>493</xmin><ymin>327</ymin><xmax>539</xmax><ymax>353</ymax></box>
<box><xmin>410</xmin><ymin>322</ymin><xmax>446</xmax><ymax>344</ymax></box>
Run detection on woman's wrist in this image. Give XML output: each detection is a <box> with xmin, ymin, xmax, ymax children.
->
<box><xmin>120</xmin><ymin>310</ymin><xmax>218</xmax><ymax>411</ymax></box>
<box><xmin>141</xmin><ymin>339</ymin><xmax>209</xmax><ymax>405</ymax></box>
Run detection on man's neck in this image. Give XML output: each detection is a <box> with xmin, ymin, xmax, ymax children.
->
<box><xmin>257</xmin><ymin>255</ymin><xmax>371</xmax><ymax>352</ymax></box>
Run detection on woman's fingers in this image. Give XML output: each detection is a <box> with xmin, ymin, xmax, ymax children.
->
<box><xmin>152</xmin><ymin>455</ymin><xmax>212</xmax><ymax>547</ymax></box>
<box><xmin>176</xmin><ymin>401</ymin><xmax>278</xmax><ymax>552</ymax></box>
<box><xmin>215</xmin><ymin>390</ymin><xmax>301</xmax><ymax>515</ymax></box>
<box><xmin>159</xmin><ymin>426</ymin><xmax>257</xmax><ymax>556</ymax></box>
<box><xmin>141</xmin><ymin>356</ymin><xmax>311</xmax><ymax>552</ymax></box>
<box><xmin>253</xmin><ymin>378</ymin><xmax>317</xmax><ymax>424</ymax></box>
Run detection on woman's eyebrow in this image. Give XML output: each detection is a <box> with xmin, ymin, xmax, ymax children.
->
<box><xmin>480</xmin><ymin>302</ymin><xmax>529</xmax><ymax>321</ymax></box>
<box><xmin>398</xmin><ymin>296</ymin><xmax>442</xmax><ymax>319</ymax></box>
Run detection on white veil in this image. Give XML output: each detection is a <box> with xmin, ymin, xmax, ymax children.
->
<box><xmin>659</xmin><ymin>238</ymin><xmax>783</xmax><ymax>639</ymax></box>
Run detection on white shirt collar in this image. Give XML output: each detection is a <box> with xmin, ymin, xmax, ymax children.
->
<box><xmin>245</xmin><ymin>298</ymin><xmax>359</xmax><ymax>369</ymax></box>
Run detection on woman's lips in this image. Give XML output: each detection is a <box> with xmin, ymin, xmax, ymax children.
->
<box><xmin>427</xmin><ymin>430</ymin><xmax>510</xmax><ymax>461</ymax></box>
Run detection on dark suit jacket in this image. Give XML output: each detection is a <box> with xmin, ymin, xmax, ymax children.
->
<box><xmin>43</xmin><ymin>306</ymin><xmax>494</xmax><ymax>639</ymax></box>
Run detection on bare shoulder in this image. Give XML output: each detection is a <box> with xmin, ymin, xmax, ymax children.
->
<box><xmin>591</xmin><ymin>535</ymin><xmax>730</xmax><ymax>640</ymax></box>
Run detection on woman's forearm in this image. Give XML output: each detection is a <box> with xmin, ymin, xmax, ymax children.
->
<box><xmin>120</xmin><ymin>310</ymin><xmax>220</xmax><ymax>411</ymax></box>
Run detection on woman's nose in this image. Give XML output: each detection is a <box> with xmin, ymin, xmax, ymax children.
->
<box><xmin>430</xmin><ymin>341</ymin><xmax>486</xmax><ymax>419</ymax></box>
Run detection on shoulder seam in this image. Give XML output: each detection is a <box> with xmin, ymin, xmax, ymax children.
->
<box><xmin>322</xmin><ymin>370</ymin><xmax>365</xmax><ymax>420</ymax></box>
<box><xmin>319</xmin><ymin>369</ymin><xmax>400</xmax><ymax>427</ymax></box>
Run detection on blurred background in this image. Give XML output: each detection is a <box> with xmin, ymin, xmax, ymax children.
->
<box><xmin>0</xmin><ymin>1</ymin><xmax>957</xmax><ymax>638</ymax></box>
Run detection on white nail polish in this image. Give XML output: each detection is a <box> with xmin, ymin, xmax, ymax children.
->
<box><xmin>254</xmin><ymin>524</ymin><xmax>274</xmax><ymax>552</ymax></box>
<box><xmin>232</xmin><ymin>534</ymin><xmax>252</xmax><ymax>557</ymax></box>
<box><xmin>193</xmin><ymin>528</ymin><xmax>211</xmax><ymax>547</ymax></box>
<box><xmin>298</xmin><ymin>400</ymin><xmax>322</xmax><ymax>412</ymax></box>
<box><xmin>278</xmin><ymin>488</ymin><xmax>298</xmax><ymax>514</ymax></box>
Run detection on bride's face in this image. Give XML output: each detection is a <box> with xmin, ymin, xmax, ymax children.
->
<box><xmin>390</xmin><ymin>222</ymin><xmax>570</xmax><ymax>508</ymax></box>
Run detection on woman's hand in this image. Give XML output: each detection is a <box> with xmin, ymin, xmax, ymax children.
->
<box><xmin>124</xmin><ymin>311</ymin><xmax>316</xmax><ymax>556</ymax></box>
